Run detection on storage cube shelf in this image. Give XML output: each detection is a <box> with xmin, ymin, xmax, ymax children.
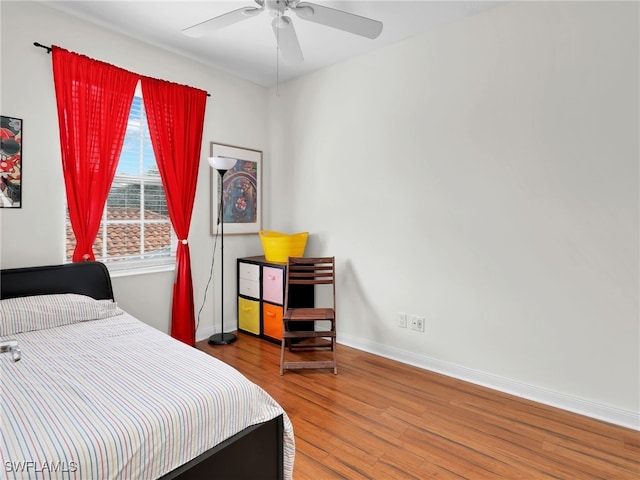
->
<box><xmin>236</xmin><ymin>256</ymin><xmax>314</xmax><ymax>344</ymax></box>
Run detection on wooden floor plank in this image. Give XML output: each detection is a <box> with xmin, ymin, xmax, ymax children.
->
<box><xmin>196</xmin><ymin>333</ymin><xmax>640</xmax><ymax>479</ymax></box>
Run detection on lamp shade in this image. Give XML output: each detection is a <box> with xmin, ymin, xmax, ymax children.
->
<box><xmin>208</xmin><ymin>156</ymin><xmax>237</xmax><ymax>171</ymax></box>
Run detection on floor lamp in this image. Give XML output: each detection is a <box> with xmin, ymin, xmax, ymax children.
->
<box><xmin>208</xmin><ymin>155</ymin><xmax>238</xmax><ymax>345</ymax></box>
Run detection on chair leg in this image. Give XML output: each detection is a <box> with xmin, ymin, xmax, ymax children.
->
<box><xmin>332</xmin><ymin>337</ymin><xmax>338</xmax><ymax>374</ymax></box>
<box><xmin>280</xmin><ymin>337</ymin><xmax>286</xmax><ymax>376</ymax></box>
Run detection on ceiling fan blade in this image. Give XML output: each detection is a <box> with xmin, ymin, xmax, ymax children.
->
<box><xmin>291</xmin><ymin>2</ymin><xmax>383</xmax><ymax>39</ymax></box>
<box><xmin>271</xmin><ymin>16</ymin><xmax>304</xmax><ymax>64</ymax></box>
<box><xmin>182</xmin><ymin>6</ymin><xmax>262</xmax><ymax>38</ymax></box>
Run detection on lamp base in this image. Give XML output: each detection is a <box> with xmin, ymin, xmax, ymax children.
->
<box><xmin>208</xmin><ymin>332</ymin><xmax>238</xmax><ymax>345</ymax></box>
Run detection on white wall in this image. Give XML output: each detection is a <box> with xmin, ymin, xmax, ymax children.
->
<box><xmin>0</xmin><ymin>1</ymin><xmax>267</xmax><ymax>334</ymax></box>
<box><xmin>269</xmin><ymin>1</ymin><xmax>639</xmax><ymax>427</ymax></box>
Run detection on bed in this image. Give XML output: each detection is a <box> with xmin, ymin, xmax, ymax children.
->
<box><xmin>0</xmin><ymin>261</ymin><xmax>294</xmax><ymax>480</ymax></box>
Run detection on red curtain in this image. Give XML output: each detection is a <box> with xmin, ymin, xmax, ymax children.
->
<box><xmin>52</xmin><ymin>46</ymin><xmax>138</xmax><ymax>262</ymax></box>
<box><xmin>141</xmin><ymin>77</ymin><xmax>207</xmax><ymax>346</ymax></box>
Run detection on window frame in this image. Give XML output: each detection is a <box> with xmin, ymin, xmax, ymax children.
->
<box><xmin>64</xmin><ymin>85</ymin><xmax>176</xmax><ymax>275</ymax></box>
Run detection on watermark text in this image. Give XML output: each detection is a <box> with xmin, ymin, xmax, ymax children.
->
<box><xmin>5</xmin><ymin>460</ymin><xmax>78</xmax><ymax>473</ymax></box>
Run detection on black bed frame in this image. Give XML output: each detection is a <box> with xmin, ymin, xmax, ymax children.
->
<box><xmin>0</xmin><ymin>261</ymin><xmax>285</xmax><ymax>480</ymax></box>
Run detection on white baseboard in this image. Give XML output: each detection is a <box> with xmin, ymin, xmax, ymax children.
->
<box><xmin>196</xmin><ymin>326</ymin><xmax>215</xmax><ymax>342</ymax></box>
<box><xmin>338</xmin><ymin>333</ymin><xmax>639</xmax><ymax>431</ymax></box>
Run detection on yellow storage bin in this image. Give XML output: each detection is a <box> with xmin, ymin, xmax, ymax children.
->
<box><xmin>238</xmin><ymin>297</ymin><xmax>260</xmax><ymax>335</ymax></box>
<box><xmin>259</xmin><ymin>230</ymin><xmax>308</xmax><ymax>263</ymax></box>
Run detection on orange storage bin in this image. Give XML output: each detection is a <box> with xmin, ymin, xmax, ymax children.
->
<box><xmin>263</xmin><ymin>303</ymin><xmax>284</xmax><ymax>341</ymax></box>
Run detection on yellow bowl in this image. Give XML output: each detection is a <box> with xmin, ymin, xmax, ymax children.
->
<box><xmin>259</xmin><ymin>230</ymin><xmax>309</xmax><ymax>263</ymax></box>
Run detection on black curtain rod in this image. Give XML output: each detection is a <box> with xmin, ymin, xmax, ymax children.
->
<box><xmin>34</xmin><ymin>42</ymin><xmax>52</xmax><ymax>53</ymax></box>
<box><xmin>33</xmin><ymin>42</ymin><xmax>211</xmax><ymax>97</ymax></box>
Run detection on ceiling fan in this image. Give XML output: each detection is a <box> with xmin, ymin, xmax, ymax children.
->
<box><xmin>182</xmin><ymin>0</ymin><xmax>383</xmax><ymax>64</ymax></box>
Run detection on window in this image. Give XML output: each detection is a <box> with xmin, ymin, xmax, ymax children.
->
<box><xmin>65</xmin><ymin>89</ymin><xmax>175</xmax><ymax>271</ymax></box>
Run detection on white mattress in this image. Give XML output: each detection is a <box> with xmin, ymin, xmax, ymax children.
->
<box><xmin>0</xmin><ymin>310</ymin><xmax>294</xmax><ymax>479</ymax></box>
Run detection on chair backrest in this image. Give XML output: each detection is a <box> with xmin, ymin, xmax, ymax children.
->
<box><xmin>285</xmin><ymin>256</ymin><xmax>335</xmax><ymax>310</ymax></box>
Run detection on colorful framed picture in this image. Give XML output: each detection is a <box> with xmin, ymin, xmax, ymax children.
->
<box><xmin>210</xmin><ymin>142</ymin><xmax>262</xmax><ymax>235</ymax></box>
<box><xmin>0</xmin><ymin>115</ymin><xmax>22</xmax><ymax>208</ymax></box>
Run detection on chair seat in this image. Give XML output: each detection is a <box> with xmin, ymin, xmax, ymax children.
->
<box><xmin>284</xmin><ymin>307</ymin><xmax>335</xmax><ymax>321</ymax></box>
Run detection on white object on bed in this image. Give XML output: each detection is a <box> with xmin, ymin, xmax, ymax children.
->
<box><xmin>0</xmin><ymin>339</ymin><xmax>21</xmax><ymax>362</ymax></box>
<box><xmin>0</xmin><ymin>298</ymin><xmax>295</xmax><ymax>479</ymax></box>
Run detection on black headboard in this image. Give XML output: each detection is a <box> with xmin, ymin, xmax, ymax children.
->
<box><xmin>0</xmin><ymin>262</ymin><xmax>115</xmax><ymax>301</ymax></box>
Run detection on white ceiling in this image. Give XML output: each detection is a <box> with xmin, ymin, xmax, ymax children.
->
<box><xmin>41</xmin><ymin>0</ymin><xmax>505</xmax><ymax>87</ymax></box>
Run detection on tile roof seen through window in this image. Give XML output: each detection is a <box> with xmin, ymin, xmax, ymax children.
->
<box><xmin>66</xmin><ymin>208</ymin><xmax>172</xmax><ymax>261</ymax></box>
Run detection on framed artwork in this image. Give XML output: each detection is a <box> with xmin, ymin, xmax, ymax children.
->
<box><xmin>210</xmin><ymin>142</ymin><xmax>262</xmax><ymax>235</ymax></box>
<box><xmin>0</xmin><ymin>115</ymin><xmax>22</xmax><ymax>208</ymax></box>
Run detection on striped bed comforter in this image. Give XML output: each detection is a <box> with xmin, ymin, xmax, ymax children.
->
<box><xmin>0</xmin><ymin>311</ymin><xmax>295</xmax><ymax>479</ymax></box>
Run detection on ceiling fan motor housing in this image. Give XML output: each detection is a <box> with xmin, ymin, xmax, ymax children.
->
<box><xmin>264</xmin><ymin>0</ymin><xmax>313</xmax><ymax>19</ymax></box>
<box><xmin>265</xmin><ymin>0</ymin><xmax>287</xmax><ymax>17</ymax></box>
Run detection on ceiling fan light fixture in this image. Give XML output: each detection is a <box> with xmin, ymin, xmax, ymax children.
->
<box><xmin>273</xmin><ymin>15</ymin><xmax>291</xmax><ymax>29</ymax></box>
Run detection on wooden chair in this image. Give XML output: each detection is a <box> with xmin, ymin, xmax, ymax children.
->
<box><xmin>280</xmin><ymin>256</ymin><xmax>337</xmax><ymax>375</ymax></box>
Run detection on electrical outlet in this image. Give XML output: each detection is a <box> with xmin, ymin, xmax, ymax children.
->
<box><xmin>410</xmin><ymin>315</ymin><xmax>425</xmax><ymax>332</ymax></box>
<box><xmin>398</xmin><ymin>312</ymin><xmax>407</xmax><ymax>328</ymax></box>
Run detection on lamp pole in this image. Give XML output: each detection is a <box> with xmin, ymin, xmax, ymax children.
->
<box><xmin>208</xmin><ymin>156</ymin><xmax>238</xmax><ymax>345</ymax></box>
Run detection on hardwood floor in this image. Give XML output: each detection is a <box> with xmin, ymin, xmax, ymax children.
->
<box><xmin>196</xmin><ymin>333</ymin><xmax>639</xmax><ymax>479</ymax></box>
